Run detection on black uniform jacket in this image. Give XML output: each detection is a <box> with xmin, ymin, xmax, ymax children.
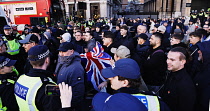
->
<box><xmin>27</xmin><ymin>69</ymin><xmax>61</xmax><ymax>111</ymax></box>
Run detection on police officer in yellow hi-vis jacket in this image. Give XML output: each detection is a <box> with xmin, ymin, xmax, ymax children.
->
<box><xmin>0</xmin><ymin>56</ymin><xmax>19</xmax><ymax>111</ymax></box>
<box><xmin>100</xmin><ymin>58</ymin><xmax>171</xmax><ymax>111</ymax></box>
<box><xmin>14</xmin><ymin>45</ymin><xmax>61</xmax><ymax>111</ymax></box>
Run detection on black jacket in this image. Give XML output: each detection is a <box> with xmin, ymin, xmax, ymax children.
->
<box><xmin>160</xmin><ymin>68</ymin><xmax>196</xmax><ymax>111</ymax></box>
<box><xmin>104</xmin><ymin>43</ymin><xmax>115</xmax><ymax>58</ymax></box>
<box><xmin>93</xmin><ymin>31</ymin><xmax>102</xmax><ymax>44</ymax></box>
<box><xmin>55</xmin><ymin>52</ymin><xmax>85</xmax><ymax>110</ymax></box>
<box><xmin>0</xmin><ymin>72</ymin><xmax>19</xmax><ymax>111</ymax></box>
<box><xmin>72</xmin><ymin>40</ymin><xmax>86</xmax><ymax>54</ymax></box>
<box><xmin>171</xmin><ymin>42</ymin><xmax>188</xmax><ymax>49</ymax></box>
<box><xmin>26</xmin><ymin>69</ymin><xmax>61</xmax><ymax>111</ymax></box>
<box><xmin>136</xmin><ymin>40</ymin><xmax>150</xmax><ymax>63</ymax></box>
<box><xmin>142</xmin><ymin>46</ymin><xmax>167</xmax><ymax>86</ymax></box>
<box><xmin>194</xmin><ymin>41</ymin><xmax>210</xmax><ymax>111</ymax></box>
<box><xmin>24</xmin><ymin>58</ymin><xmax>33</xmax><ymax>74</ymax></box>
<box><xmin>115</xmin><ymin>34</ymin><xmax>135</xmax><ymax>52</ymax></box>
<box><xmin>113</xmin><ymin>30</ymin><xmax>121</xmax><ymax>41</ymax></box>
<box><xmin>188</xmin><ymin>42</ymin><xmax>201</xmax><ymax>78</ymax></box>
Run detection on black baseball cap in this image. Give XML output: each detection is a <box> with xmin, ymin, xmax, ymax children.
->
<box><xmin>58</xmin><ymin>42</ymin><xmax>74</xmax><ymax>52</ymax></box>
<box><xmin>137</xmin><ymin>33</ymin><xmax>148</xmax><ymax>40</ymax></box>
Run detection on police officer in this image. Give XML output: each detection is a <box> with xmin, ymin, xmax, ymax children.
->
<box><xmin>0</xmin><ymin>56</ymin><xmax>19</xmax><ymax>111</ymax></box>
<box><xmin>198</xmin><ymin>10</ymin><xmax>205</xmax><ymax>27</ymax></box>
<box><xmin>12</xmin><ymin>26</ymin><xmax>21</xmax><ymax>40</ymax></box>
<box><xmin>101</xmin><ymin>58</ymin><xmax>170</xmax><ymax>111</ymax></box>
<box><xmin>1</xmin><ymin>27</ymin><xmax>26</xmax><ymax>75</ymax></box>
<box><xmin>190</xmin><ymin>12</ymin><xmax>198</xmax><ymax>23</ymax></box>
<box><xmin>204</xmin><ymin>11</ymin><xmax>209</xmax><ymax>21</ymax></box>
<box><xmin>2</xmin><ymin>25</ymin><xmax>21</xmax><ymax>56</ymax></box>
<box><xmin>86</xmin><ymin>18</ymin><xmax>94</xmax><ymax>28</ymax></box>
<box><xmin>14</xmin><ymin>45</ymin><xmax>61</xmax><ymax>110</ymax></box>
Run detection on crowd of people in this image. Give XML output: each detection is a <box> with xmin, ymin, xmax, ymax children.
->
<box><xmin>0</xmin><ymin>12</ymin><xmax>210</xmax><ymax>111</ymax></box>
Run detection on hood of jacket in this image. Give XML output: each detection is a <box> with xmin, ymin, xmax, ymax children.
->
<box><xmin>197</xmin><ymin>41</ymin><xmax>210</xmax><ymax>67</ymax></box>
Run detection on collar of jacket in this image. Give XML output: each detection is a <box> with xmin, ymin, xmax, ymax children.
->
<box><xmin>114</xmin><ymin>87</ymin><xmax>139</xmax><ymax>94</ymax></box>
<box><xmin>0</xmin><ymin>72</ymin><xmax>17</xmax><ymax>80</ymax></box>
<box><xmin>27</xmin><ymin>68</ymin><xmax>52</xmax><ymax>78</ymax></box>
<box><xmin>149</xmin><ymin>46</ymin><xmax>164</xmax><ymax>54</ymax></box>
<box><xmin>141</xmin><ymin>40</ymin><xmax>150</xmax><ymax>46</ymax></box>
<box><xmin>168</xmin><ymin>68</ymin><xmax>186</xmax><ymax>81</ymax></box>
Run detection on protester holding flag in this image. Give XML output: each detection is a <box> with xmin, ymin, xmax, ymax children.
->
<box><xmin>80</xmin><ymin>41</ymin><xmax>112</xmax><ymax>91</ymax></box>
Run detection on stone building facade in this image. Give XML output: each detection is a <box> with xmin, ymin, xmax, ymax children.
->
<box><xmin>144</xmin><ymin>0</ymin><xmax>210</xmax><ymax>18</ymax></box>
<box><xmin>64</xmin><ymin>0</ymin><xmax>121</xmax><ymax>20</ymax></box>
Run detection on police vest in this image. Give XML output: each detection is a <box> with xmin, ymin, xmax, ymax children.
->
<box><xmin>204</xmin><ymin>12</ymin><xmax>209</xmax><ymax>17</ymax></box>
<box><xmin>77</xmin><ymin>23</ymin><xmax>81</xmax><ymax>27</ymax></box>
<box><xmin>2</xmin><ymin>37</ymin><xmax>20</xmax><ymax>55</ymax></box>
<box><xmin>83</xmin><ymin>23</ymin><xmax>87</xmax><ymax>28</ymax></box>
<box><xmin>0</xmin><ymin>98</ymin><xmax>7</xmax><ymax>111</ymax></box>
<box><xmin>15</xmin><ymin>33</ymin><xmax>21</xmax><ymax>39</ymax></box>
<box><xmin>199</xmin><ymin>13</ymin><xmax>204</xmax><ymax>16</ymax></box>
<box><xmin>132</xmin><ymin>94</ymin><xmax>160</xmax><ymax>111</ymax></box>
<box><xmin>88</xmin><ymin>21</ymin><xmax>93</xmax><ymax>26</ymax></box>
<box><xmin>208</xmin><ymin>8</ymin><xmax>210</xmax><ymax>12</ymax></box>
<box><xmin>105</xmin><ymin>20</ymin><xmax>108</xmax><ymax>24</ymax></box>
<box><xmin>14</xmin><ymin>75</ymin><xmax>56</xmax><ymax>111</ymax></box>
<box><xmin>191</xmin><ymin>14</ymin><xmax>197</xmax><ymax>19</ymax></box>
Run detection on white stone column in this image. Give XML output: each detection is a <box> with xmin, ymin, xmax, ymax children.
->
<box><xmin>184</xmin><ymin>0</ymin><xmax>192</xmax><ymax>17</ymax></box>
<box><xmin>75</xmin><ymin>2</ymin><xmax>78</xmax><ymax>12</ymax></box>
<box><xmin>100</xmin><ymin>0</ymin><xmax>107</xmax><ymax>17</ymax></box>
<box><xmin>65</xmin><ymin>4</ymin><xmax>70</xmax><ymax>17</ymax></box>
<box><xmin>174</xmin><ymin>0</ymin><xmax>181</xmax><ymax>17</ymax></box>
<box><xmin>86</xmin><ymin>2</ymin><xmax>91</xmax><ymax>20</ymax></box>
<box><xmin>63</xmin><ymin>0</ymin><xmax>69</xmax><ymax>17</ymax></box>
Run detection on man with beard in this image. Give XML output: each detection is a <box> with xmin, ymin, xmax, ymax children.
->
<box><xmin>142</xmin><ymin>32</ymin><xmax>167</xmax><ymax>92</ymax></box>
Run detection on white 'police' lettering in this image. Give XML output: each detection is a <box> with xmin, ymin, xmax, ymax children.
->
<box><xmin>14</xmin><ymin>82</ymin><xmax>29</xmax><ymax>100</ymax></box>
<box><xmin>132</xmin><ymin>95</ymin><xmax>149</xmax><ymax>109</ymax></box>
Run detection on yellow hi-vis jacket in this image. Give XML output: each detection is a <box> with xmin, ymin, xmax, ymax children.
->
<box><xmin>2</xmin><ymin>36</ymin><xmax>20</xmax><ymax>55</ymax></box>
<box><xmin>132</xmin><ymin>93</ymin><xmax>160</xmax><ymax>111</ymax></box>
<box><xmin>14</xmin><ymin>75</ymin><xmax>55</xmax><ymax>111</ymax></box>
<box><xmin>191</xmin><ymin>14</ymin><xmax>197</xmax><ymax>19</ymax></box>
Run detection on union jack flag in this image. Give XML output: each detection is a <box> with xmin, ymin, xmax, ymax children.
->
<box><xmin>80</xmin><ymin>42</ymin><xmax>112</xmax><ymax>91</ymax></box>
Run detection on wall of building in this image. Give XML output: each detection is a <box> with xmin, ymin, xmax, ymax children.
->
<box><xmin>144</xmin><ymin>0</ymin><xmax>190</xmax><ymax>18</ymax></box>
<box><xmin>64</xmin><ymin>0</ymin><xmax>121</xmax><ymax>20</ymax></box>
<box><xmin>191</xmin><ymin>0</ymin><xmax>210</xmax><ymax>11</ymax></box>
